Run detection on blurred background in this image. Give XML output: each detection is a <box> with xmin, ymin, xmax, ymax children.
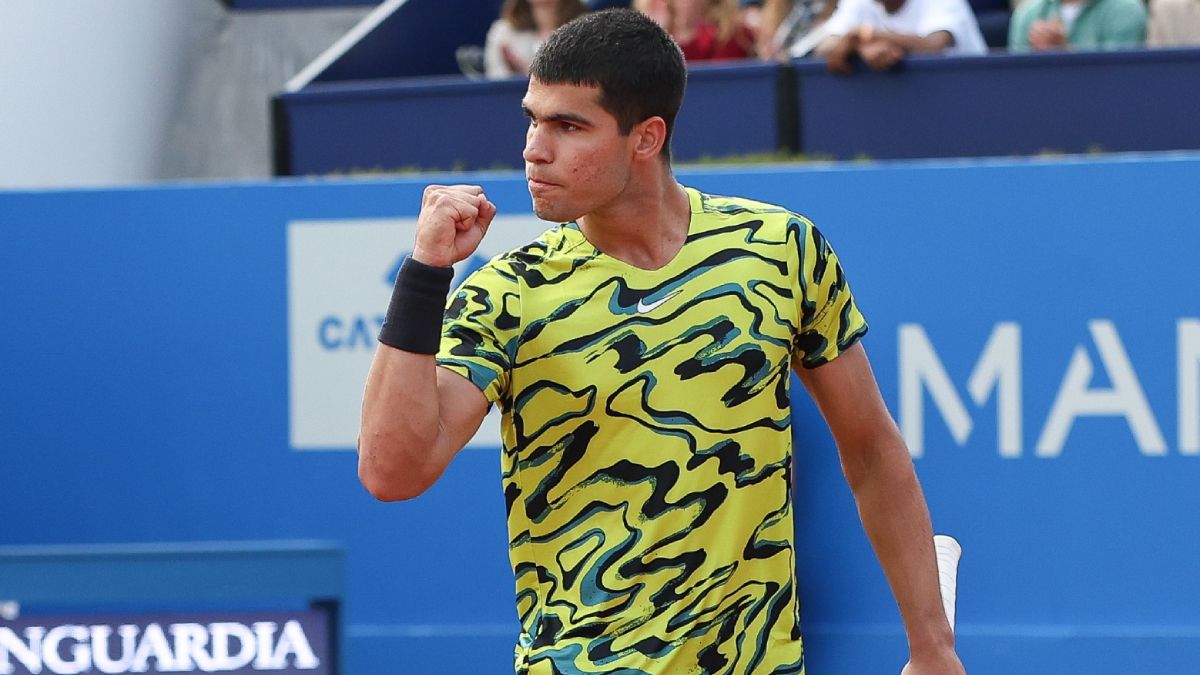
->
<box><xmin>1</xmin><ymin>1</ymin><xmax>1198</xmax><ymax>674</ymax></box>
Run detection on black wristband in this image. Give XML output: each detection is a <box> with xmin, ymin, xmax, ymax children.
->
<box><xmin>378</xmin><ymin>257</ymin><xmax>455</xmax><ymax>354</ymax></box>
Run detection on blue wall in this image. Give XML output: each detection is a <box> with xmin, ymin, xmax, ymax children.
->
<box><xmin>2</xmin><ymin>153</ymin><xmax>1199</xmax><ymax>674</ymax></box>
<box><xmin>279</xmin><ymin>61</ymin><xmax>786</xmax><ymax>174</ymax></box>
<box><xmin>793</xmin><ymin>49</ymin><xmax>1200</xmax><ymax>160</ymax></box>
<box><xmin>278</xmin><ymin>48</ymin><xmax>1200</xmax><ymax>174</ymax></box>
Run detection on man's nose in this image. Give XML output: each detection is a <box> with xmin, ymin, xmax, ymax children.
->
<box><xmin>523</xmin><ymin>125</ymin><xmax>551</xmax><ymax>164</ymax></box>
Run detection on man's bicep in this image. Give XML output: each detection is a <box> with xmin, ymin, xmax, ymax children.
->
<box><xmin>436</xmin><ymin>365</ymin><xmax>492</xmax><ymax>452</ymax></box>
<box><xmin>794</xmin><ymin>342</ymin><xmax>900</xmax><ymax>451</ymax></box>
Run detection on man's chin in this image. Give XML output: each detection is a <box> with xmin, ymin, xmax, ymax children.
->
<box><xmin>531</xmin><ymin>200</ymin><xmax>580</xmax><ymax>224</ymax></box>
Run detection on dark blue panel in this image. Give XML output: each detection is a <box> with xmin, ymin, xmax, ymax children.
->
<box><xmin>672</xmin><ymin>61</ymin><xmax>787</xmax><ymax>159</ymax></box>
<box><xmin>794</xmin><ymin>48</ymin><xmax>1200</xmax><ymax>160</ymax></box>
<box><xmin>312</xmin><ymin>0</ymin><xmax>504</xmax><ymax>81</ymax></box>
<box><xmin>284</xmin><ymin>76</ymin><xmax>530</xmax><ymax>173</ymax></box>
<box><xmin>283</xmin><ymin>61</ymin><xmax>785</xmax><ymax>174</ymax></box>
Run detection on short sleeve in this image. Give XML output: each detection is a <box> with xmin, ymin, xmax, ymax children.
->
<box><xmin>790</xmin><ymin>217</ymin><xmax>869</xmax><ymax>368</ymax></box>
<box><xmin>436</xmin><ymin>261</ymin><xmax>522</xmax><ymax>406</ymax></box>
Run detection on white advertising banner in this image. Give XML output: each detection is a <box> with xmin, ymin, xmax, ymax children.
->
<box><xmin>286</xmin><ymin>215</ymin><xmax>553</xmax><ymax>451</ymax></box>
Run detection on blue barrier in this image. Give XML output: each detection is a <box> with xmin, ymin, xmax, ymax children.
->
<box><xmin>793</xmin><ymin>48</ymin><xmax>1200</xmax><ymax>160</ymax></box>
<box><xmin>2</xmin><ymin>153</ymin><xmax>1199</xmax><ymax>674</ymax></box>
<box><xmin>277</xmin><ymin>61</ymin><xmax>787</xmax><ymax>174</ymax></box>
<box><xmin>278</xmin><ymin>48</ymin><xmax>1200</xmax><ymax>174</ymax></box>
<box><xmin>280</xmin><ymin>75</ymin><xmax>529</xmax><ymax>174</ymax></box>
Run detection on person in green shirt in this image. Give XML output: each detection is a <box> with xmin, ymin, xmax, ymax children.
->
<box><xmin>1008</xmin><ymin>0</ymin><xmax>1146</xmax><ymax>50</ymax></box>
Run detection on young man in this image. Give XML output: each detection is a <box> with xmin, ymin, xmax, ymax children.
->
<box><xmin>359</xmin><ymin>9</ymin><xmax>965</xmax><ymax>675</ymax></box>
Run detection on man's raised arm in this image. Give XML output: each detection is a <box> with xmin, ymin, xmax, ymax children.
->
<box><xmin>358</xmin><ymin>185</ymin><xmax>497</xmax><ymax>501</ymax></box>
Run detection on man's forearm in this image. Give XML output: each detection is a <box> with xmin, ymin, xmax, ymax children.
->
<box><xmin>846</xmin><ymin>441</ymin><xmax>955</xmax><ymax>654</ymax></box>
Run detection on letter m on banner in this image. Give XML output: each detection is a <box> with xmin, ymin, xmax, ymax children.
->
<box><xmin>899</xmin><ymin>323</ymin><xmax>1022</xmax><ymax>458</ymax></box>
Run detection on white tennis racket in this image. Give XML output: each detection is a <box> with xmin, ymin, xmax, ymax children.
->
<box><xmin>900</xmin><ymin>535</ymin><xmax>963</xmax><ymax>674</ymax></box>
<box><xmin>933</xmin><ymin>534</ymin><xmax>962</xmax><ymax>631</ymax></box>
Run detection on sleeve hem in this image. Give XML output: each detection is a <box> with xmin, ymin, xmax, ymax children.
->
<box><xmin>799</xmin><ymin>321</ymin><xmax>869</xmax><ymax>369</ymax></box>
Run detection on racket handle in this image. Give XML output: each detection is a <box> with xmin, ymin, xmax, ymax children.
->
<box><xmin>933</xmin><ymin>534</ymin><xmax>962</xmax><ymax>631</ymax></box>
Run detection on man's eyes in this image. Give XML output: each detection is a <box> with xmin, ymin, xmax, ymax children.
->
<box><xmin>528</xmin><ymin>119</ymin><xmax>582</xmax><ymax>132</ymax></box>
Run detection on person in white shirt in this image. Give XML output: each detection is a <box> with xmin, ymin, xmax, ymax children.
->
<box><xmin>485</xmin><ymin>0</ymin><xmax>588</xmax><ymax>78</ymax></box>
<box><xmin>815</xmin><ymin>0</ymin><xmax>987</xmax><ymax>73</ymax></box>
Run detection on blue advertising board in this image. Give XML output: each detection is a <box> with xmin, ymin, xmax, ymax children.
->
<box><xmin>791</xmin><ymin>49</ymin><xmax>1200</xmax><ymax>161</ymax></box>
<box><xmin>1</xmin><ymin>153</ymin><xmax>1198</xmax><ymax>674</ymax></box>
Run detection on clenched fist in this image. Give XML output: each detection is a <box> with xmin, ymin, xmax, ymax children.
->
<box><xmin>411</xmin><ymin>184</ymin><xmax>498</xmax><ymax>268</ymax></box>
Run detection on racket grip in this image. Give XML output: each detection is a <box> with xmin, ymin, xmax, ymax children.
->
<box><xmin>933</xmin><ymin>534</ymin><xmax>962</xmax><ymax>631</ymax></box>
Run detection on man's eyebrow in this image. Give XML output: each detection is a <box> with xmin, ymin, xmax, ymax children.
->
<box><xmin>521</xmin><ymin>104</ymin><xmax>593</xmax><ymax>127</ymax></box>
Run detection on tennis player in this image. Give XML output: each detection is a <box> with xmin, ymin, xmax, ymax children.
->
<box><xmin>359</xmin><ymin>8</ymin><xmax>964</xmax><ymax>674</ymax></box>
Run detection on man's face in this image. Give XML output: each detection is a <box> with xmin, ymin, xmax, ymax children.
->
<box><xmin>522</xmin><ymin>79</ymin><xmax>636</xmax><ymax>223</ymax></box>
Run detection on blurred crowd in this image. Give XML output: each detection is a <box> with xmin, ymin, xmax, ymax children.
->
<box><xmin>460</xmin><ymin>0</ymin><xmax>1200</xmax><ymax>77</ymax></box>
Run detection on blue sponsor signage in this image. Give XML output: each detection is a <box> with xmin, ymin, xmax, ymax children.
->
<box><xmin>0</xmin><ymin>610</ymin><xmax>331</xmax><ymax>675</ymax></box>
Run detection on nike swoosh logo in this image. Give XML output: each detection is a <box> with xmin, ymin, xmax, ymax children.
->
<box><xmin>636</xmin><ymin>289</ymin><xmax>683</xmax><ymax>314</ymax></box>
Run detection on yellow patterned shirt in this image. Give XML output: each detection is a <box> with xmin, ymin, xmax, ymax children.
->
<box><xmin>437</xmin><ymin>186</ymin><xmax>868</xmax><ymax>675</ymax></box>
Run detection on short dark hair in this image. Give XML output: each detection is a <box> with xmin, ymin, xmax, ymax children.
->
<box><xmin>530</xmin><ymin>9</ymin><xmax>687</xmax><ymax>159</ymax></box>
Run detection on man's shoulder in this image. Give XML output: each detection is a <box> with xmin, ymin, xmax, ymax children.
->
<box><xmin>684</xmin><ymin>189</ymin><xmax>820</xmax><ymax>258</ymax></box>
<box><xmin>470</xmin><ymin>225</ymin><xmax>581</xmax><ymax>282</ymax></box>
<box><xmin>691</xmin><ymin>188</ymin><xmax>797</xmax><ymax>219</ymax></box>
<box><xmin>692</xmin><ymin>189</ymin><xmax>812</xmax><ymax>229</ymax></box>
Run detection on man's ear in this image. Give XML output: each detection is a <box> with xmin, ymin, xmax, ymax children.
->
<box><xmin>631</xmin><ymin>116</ymin><xmax>668</xmax><ymax>160</ymax></box>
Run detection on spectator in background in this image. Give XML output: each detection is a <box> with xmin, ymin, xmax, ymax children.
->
<box><xmin>1146</xmin><ymin>0</ymin><xmax>1200</xmax><ymax>45</ymax></box>
<box><xmin>815</xmin><ymin>0</ymin><xmax>987</xmax><ymax>73</ymax></box>
<box><xmin>636</xmin><ymin>0</ymin><xmax>757</xmax><ymax>59</ymax></box>
<box><xmin>756</xmin><ymin>0</ymin><xmax>840</xmax><ymax>59</ymax></box>
<box><xmin>485</xmin><ymin>0</ymin><xmax>588</xmax><ymax>78</ymax></box>
<box><xmin>740</xmin><ymin>0</ymin><xmax>767</xmax><ymax>38</ymax></box>
<box><xmin>1007</xmin><ymin>0</ymin><xmax>1145</xmax><ymax>51</ymax></box>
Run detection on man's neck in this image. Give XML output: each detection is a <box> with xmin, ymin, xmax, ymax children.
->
<box><xmin>577</xmin><ymin>166</ymin><xmax>691</xmax><ymax>271</ymax></box>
